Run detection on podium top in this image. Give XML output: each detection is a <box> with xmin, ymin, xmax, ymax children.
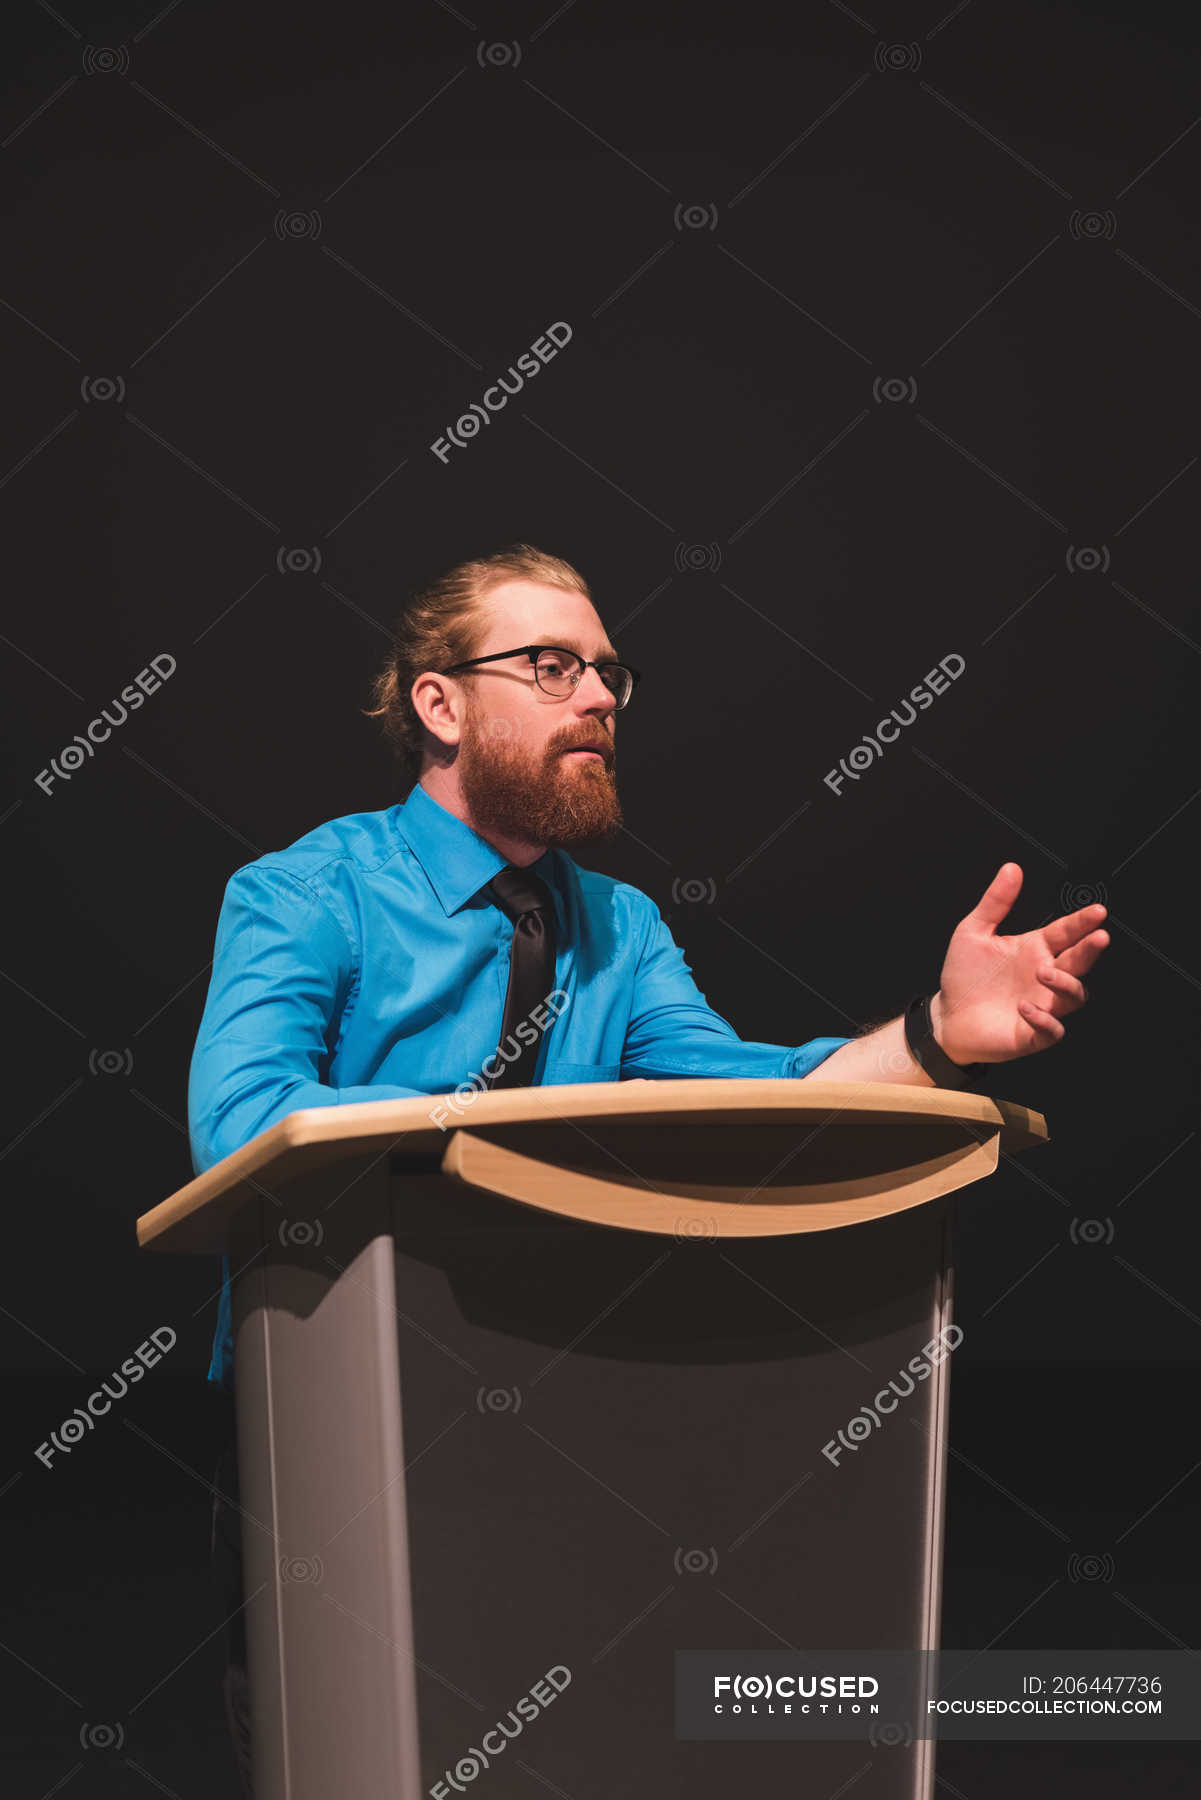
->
<box><xmin>138</xmin><ymin>1078</ymin><xmax>1046</xmax><ymax>1252</ymax></box>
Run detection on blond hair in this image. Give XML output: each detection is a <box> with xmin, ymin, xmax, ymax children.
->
<box><xmin>364</xmin><ymin>542</ymin><xmax>591</xmax><ymax>787</ymax></box>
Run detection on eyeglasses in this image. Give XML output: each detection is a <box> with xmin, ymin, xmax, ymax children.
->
<box><xmin>439</xmin><ymin>644</ymin><xmax>641</xmax><ymax>709</ymax></box>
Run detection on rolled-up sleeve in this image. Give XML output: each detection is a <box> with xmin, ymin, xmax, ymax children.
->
<box><xmin>619</xmin><ymin>894</ymin><xmax>850</xmax><ymax>1081</ymax></box>
<box><xmin>187</xmin><ymin>863</ymin><xmax>424</xmax><ymax>1175</ymax></box>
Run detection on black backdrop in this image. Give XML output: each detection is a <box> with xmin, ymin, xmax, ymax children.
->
<box><xmin>3</xmin><ymin>1</ymin><xmax>1198</xmax><ymax>1794</ymax></box>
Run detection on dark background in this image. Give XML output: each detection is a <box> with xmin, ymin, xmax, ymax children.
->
<box><xmin>2</xmin><ymin>0</ymin><xmax>1197</xmax><ymax>1793</ymax></box>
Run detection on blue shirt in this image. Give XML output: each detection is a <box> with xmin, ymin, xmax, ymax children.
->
<box><xmin>189</xmin><ymin>780</ymin><xmax>850</xmax><ymax>1389</ymax></box>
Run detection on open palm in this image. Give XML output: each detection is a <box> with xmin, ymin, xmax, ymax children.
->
<box><xmin>934</xmin><ymin>863</ymin><xmax>1109</xmax><ymax>1064</ymax></box>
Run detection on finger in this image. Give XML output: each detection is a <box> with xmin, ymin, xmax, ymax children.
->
<box><xmin>966</xmin><ymin>862</ymin><xmax>1023</xmax><ymax>932</ymax></box>
<box><xmin>1043</xmin><ymin>904</ymin><xmax>1107</xmax><ymax>957</ymax></box>
<box><xmin>1038</xmin><ymin>965</ymin><xmax>1088</xmax><ymax>1006</ymax></box>
<box><xmin>1018</xmin><ymin>998</ymin><xmax>1065</xmax><ymax>1041</ymax></box>
<box><xmin>1054</xmin><ymin>929</ymin><xmax>1109</xmax><ymax>978</ymax></box>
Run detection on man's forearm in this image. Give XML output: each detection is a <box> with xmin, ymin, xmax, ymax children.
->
<box><xmin>802</xmin><ymin>992</ymin><xmax>969</xmax><ymax>1085</ymax></box>
<box><xmin>803</xmin><ymin>1012</ymin><xmax>933</xmax><ymax>1085</ymax></box>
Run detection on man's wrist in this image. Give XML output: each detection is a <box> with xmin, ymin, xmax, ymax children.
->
<box><xmin>905</xmin><ymin>992</ymin><xmax>985</xmax><ymax>1090</ymax></box>
<box><xmin>928</xmin><ymin>990</ymin><xmax>973</xmax><ymax>1067</ymax></box>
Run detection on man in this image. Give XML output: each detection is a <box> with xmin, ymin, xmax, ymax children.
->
<box><xmin>190</xmin><ymin>541</ymin><xmax>1108</xmax><ymax>1793</ymax></box>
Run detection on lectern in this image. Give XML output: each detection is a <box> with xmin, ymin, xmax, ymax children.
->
<box><xmin>137</xmin><ymin>1079</ymin><xmax>1047</xmax><ymax>1800</ymax></box>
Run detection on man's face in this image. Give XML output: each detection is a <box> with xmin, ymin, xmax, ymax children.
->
<box><xmin>453</xmin><ymin>580</ymin><xmax>624</xmax><ymax>850</ymax></box>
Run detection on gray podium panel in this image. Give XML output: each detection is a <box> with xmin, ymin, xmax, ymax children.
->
<box><xmin>230</xmin><ymin>1155</ymin><xmax>424</xmax><ymax>1799</ymax></box>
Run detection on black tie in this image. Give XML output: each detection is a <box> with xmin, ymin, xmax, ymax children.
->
<box><xmin>480</xmin><ymin>865</ymin><xmax>558</xmax><ymax>1088</ymax></box>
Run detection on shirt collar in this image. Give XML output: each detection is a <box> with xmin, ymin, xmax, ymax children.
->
<box><xmin>394</xmin><ymin>781</ymin><xmax>556</xmax><ymax>918</ymax></box>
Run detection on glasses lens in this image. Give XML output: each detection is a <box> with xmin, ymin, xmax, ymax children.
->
<box><xmin>598</xmin><ymin>665</ymin><xmax>632</xmax><ymax>707</ymax></box>
<box><xmin>534</xmin><ymin>650</ymin><xmax>578</xmax><ymax>694</ymax></box>
<box><xmin>534</xmin><ymin>651</ymin><xmax>633</xmax><ymax>707</ymax></box>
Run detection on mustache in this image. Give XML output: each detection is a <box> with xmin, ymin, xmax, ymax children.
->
<box><xmin>556</xmin><ymin>736</ymin><xmax>613</xmax><ymax>761</ymax></box>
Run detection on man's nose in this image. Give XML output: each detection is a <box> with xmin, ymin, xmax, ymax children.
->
<box><xmin>572</xmin><ymin>665</ymin><xmax>617</xmax><ymax>718</ymax></box>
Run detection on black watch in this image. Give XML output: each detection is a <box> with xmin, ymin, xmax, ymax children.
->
<box><xmin>903</xmin><ymin>993</ymin><xmax>985</xmax><ymax>1090</ymax></box>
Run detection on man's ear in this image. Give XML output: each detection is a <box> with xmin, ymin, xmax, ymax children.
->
<box><xmin>412</xmin><ymin>670</ymin><xmax>463</xmax><ymax>751</ymax></box>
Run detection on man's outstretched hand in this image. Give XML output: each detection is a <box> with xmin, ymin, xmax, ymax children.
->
<box><xmin>930</xmin><ymin>863</ymin><xmax>1109</xmax><ymax>1065</ymax></box>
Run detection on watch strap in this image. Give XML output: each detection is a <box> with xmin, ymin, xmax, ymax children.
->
<box><xmin>903</xmin><ymin>993</ymin><xmax>985</xmax><ymax>1090</ymax></box>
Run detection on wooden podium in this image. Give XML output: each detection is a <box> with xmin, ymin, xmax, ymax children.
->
<box><xmin>137</xmin><ymin>1079</ymin><xmax>1047</xmax><ymax>1800</ymax></box>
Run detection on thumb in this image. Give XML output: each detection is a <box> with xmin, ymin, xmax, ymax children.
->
<box><xmin>965</xmin><ymin>862</ymin><xmax>1022</xmax><ymax>933</ymax></box>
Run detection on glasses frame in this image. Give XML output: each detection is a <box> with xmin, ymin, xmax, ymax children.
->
<box><xmin>438</xmin><ymin>644</ymin><xmax>641</xmax><ymax>708</ymax></box>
